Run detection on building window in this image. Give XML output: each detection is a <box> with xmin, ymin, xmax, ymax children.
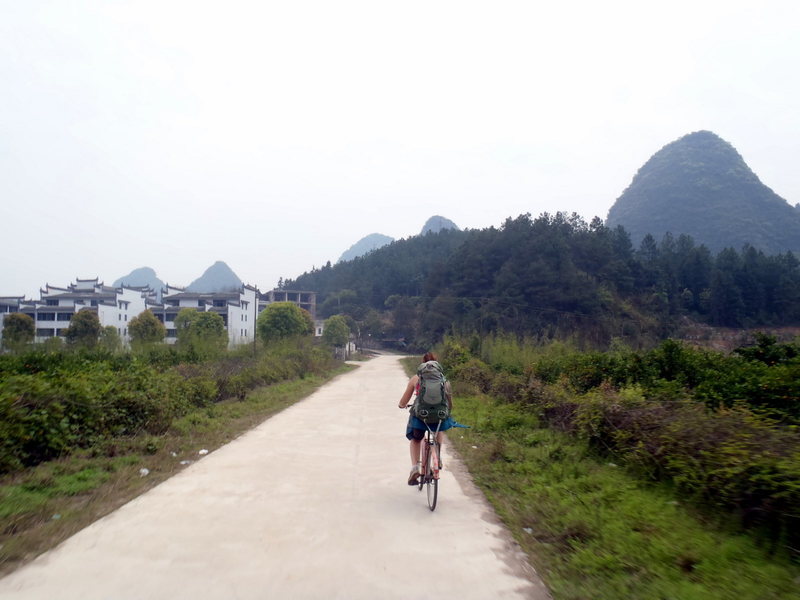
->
<box><xmin>166</xmin><ymin>329</ymin><xmax>177</xmax><ymax>337</ymax></box>
<box><xmin>57</xmin><ymin>313</ymin><xmax>72</xmax><ymax>321</ymax></box>
<box><xmin>124</xmin><ymin>314</ymin><xmax>127</xmax><ymax>321</ymax></box>
<box><xmin>56</xmin><ymin>328</ymin><xmax>67</xmax><ymax>336</ymax></box>
<box><xmin>166</xmin><ymin>313</ymin><xmax>178</xmax><ymax>322</ymax></box>
<box><xmin>119</xmin><ymin>314</ymin><xmax>122</xmax><ymax>321</ymax></box>
<box><xmin>36</xmin><ymin>328</ymin><xmax>55</xmax><ymax>337</ymax></box>
<box><xmin>46</xmin><ymin>299</ymin><xmax>58</xmax><ymax>306</ymax></box>
<box><xmin>39</xmin><ymin>313</ymin><xmax>56</xmax><ymax>321</ymax></box>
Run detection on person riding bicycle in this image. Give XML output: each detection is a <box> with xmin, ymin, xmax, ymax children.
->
<box><xmin>398</xmin><ymin>352</ymin><xmax>456</xmax><ymax>485</ymax></box>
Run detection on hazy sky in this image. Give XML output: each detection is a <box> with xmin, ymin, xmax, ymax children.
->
<box><xmin>3</xmin><ymin>1</ymin><xmax>799</xmax><ymax>298</ymax></box>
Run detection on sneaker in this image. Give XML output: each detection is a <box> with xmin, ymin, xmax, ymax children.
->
<box><xmin>407</xmin><ymin>464</ymin><xmax>421</xmax><ymax>485</ymax></box>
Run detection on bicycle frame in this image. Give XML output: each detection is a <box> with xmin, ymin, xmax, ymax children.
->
<box><xmin>420</xmin><ymin>421</ymin><xmax>442</xmax><ymax>480</ymax></box>
<box><xmin>419</xmin><ymin>420</ymin><xmax>441</xmax><ymax>511</ymax></box>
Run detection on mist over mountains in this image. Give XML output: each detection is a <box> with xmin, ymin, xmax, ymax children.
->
<box><xmin>337</xmin><ymin>215</ymin><xmax>460</xmax><ymax>263</ymax></box>
<box><xmin>112</xmin><ymin>261</ymin><xmax>243</xmax><ymax>294</ymax></box>
<box><xmin>606</xmin><ymin>131</ymin><xmax>800</xmax><ymax>254</ymax></box>
<box><xmin>185</xmin><ymin>261</ymin><xmax>243</xmax><ymax>292</ymax></box>
<box><xmin>113</xmin><ymin>267</ymin><xmax>165</xmax><ymax>291</ymax></box>
<box><xmin>420</xmin><ymin>215</ymin><xmax>459</xmax><ymax>235</ymax></box>
<box><xmin>338</xmin><ymin>234</ymin><xmax>395</xmax><ymax>263</ymax></box>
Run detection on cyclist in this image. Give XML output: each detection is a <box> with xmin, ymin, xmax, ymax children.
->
<box><xmin>398</xmin><ymin>352</ymin><xmax>456</xmax><ymax>485</ymax></box>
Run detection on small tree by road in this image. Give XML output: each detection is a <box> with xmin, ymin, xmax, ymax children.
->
<box><xmin>257</xmin><ymin>302</ymin><xmax>314</xmax><ymax>343</ymax></box>
<box><xmin>322</xmin><ymin>315</ymin><xmax>350</xmax><ymax>348</ymax></box>
<box><xmin>2</xmin><ymin>313</ymin><xmax>35</xmax><ymax>351</ymax></box>
<box><xmin>65</xmin><ymin>310</ymin><xmax>102</xmax><ymax>348</ymax></box>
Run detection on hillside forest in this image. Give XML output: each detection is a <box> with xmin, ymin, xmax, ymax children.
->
<box><xmin>286</xmin><ymin>213</ymin><xmax>800</xmax><ymax>349</ymax></box>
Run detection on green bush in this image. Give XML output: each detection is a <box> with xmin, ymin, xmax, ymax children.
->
<box><xmin>446</xmin><ymin>333</ymin><xmax>800</xmax><ymax>554</ymax></box>
<box><xmin>0</xmin><ymin>340</ymin><xmax>339</xmax><ymax>474</ymax></box>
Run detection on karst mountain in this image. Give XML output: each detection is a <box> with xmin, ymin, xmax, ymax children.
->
<box><xmin>606</xmin><ymin>130</ymin><xmax>800</xmax><ymax>254</ymax></box>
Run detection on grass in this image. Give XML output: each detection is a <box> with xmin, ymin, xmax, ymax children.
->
<box><xmin>0</xmin><ymin>364</ymin><xmax>355</xmax><ymax>576</ymax></box>
<box><xmin>448</xmin><ymin>393</ymin><xmax>800</xmax><ymax>599</ymax></box>
<box><xmin>399</xmin><ymin>356</ymin><xmax>800</xmax><ymax>598</ymax></box>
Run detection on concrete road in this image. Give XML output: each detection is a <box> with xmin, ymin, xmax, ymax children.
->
<box><xmin>0</xmin><ymin>354</ymin><xmax>550</xmax><ymax>600</ymax></box>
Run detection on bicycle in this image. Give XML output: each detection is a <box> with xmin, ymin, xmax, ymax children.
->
<box><xmin>417</xmin><ymin>419</ymin><xmax>442</xmax><ymax>511</ymax></box>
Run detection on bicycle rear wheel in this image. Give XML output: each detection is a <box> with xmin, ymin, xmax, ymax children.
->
<box><xmin>418</xmin><ymin>441</ymin><xmax>426</xmax><ymax>491</ymax></box>
<box><xmin>426</xmin><ymin>441</ymin><xmax>438</xmax><ymax>511</ymax></box>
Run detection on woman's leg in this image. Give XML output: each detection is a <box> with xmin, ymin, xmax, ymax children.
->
<box><xmin>409</xmin><ymin>439</ymin><xmax>421</xmax><ymax>466</ymax></box>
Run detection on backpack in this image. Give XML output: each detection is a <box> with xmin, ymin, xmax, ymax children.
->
<box><xmin>413</xmin><ymin>360</ymin><xmax>450</xmax><ymax>424</ymax></box>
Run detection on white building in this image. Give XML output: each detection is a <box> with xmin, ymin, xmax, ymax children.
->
<box><xmin>1</xmin><ymin>279</ymin><xmax>316</xmax><ymax>349</ymax></box>
<box><xmin>7</xmin><ymin>279</ymin><xmax>154</xmax><ymax>344</ymax></box>
<box><xmin>148</xmin><ymin>285</ymin><xmax>259</xmax><ymax>347</ymax></box>
<box><xmin>260</xmin><ymin>290</ymin><xmax>317</xmax><ymax>320</ymax></box>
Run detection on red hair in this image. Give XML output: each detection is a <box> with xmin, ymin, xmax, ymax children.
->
<box><xmin>422</xmin><ymin>352</ymin><xmax>437</xmax><ymax>363</ymax></box>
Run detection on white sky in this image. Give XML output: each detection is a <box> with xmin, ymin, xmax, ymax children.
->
<box><xmin>2</xmin><ymin>0</ymin><xmax>799</xmax><ymax>297</ymax></box>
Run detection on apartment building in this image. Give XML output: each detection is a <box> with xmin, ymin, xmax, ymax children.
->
<box><xmin>260</xmin><ymin>290</ymin><xmax>317</xmax><ymax>320</ymax></box>
<box><xmin>2</xmin><ymin>279</ymin><xmax>153</xmax><ymax>344</ymax></box>
<box><xmin>147</xmin><ymin>285</ymin><xmax>259</xmax><ymax>346</ymax></box>
<box><xmin>0</xmin><ymin>279</ymin><xmax>317</xmax><ymax>348</ymax></box>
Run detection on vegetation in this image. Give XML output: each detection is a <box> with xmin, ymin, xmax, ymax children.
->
<box><xmin>175</xmin><ymin>308</ymin><xmax>227</xmax><ymax>358</ymax></box>
<box><xmin>0</xmin><ymin>339</ymin><xmax>337</xmax><ymax>474</ymax></box>
<box><xmin>287</xmin><ymin>213</ymin><xmax>800</xmax><ymax>348</ymax></box>
<box><xmin>321</xmin><ymin>315</ymin><xmax>350</xmax><ymax>347</ymax></box>
<box><xmin>434</xmin><ymin>335</ymin><xmax>800</xmax><ymax>561</ymax></box>
<box><xmin>1</xmin><ymin>313</ymin><xmax>34</xmax><ymax>350</ymax></box>
<box><xmin>0</xmin><ymin>345</ymin><xmax>350</xmax><ymax>576</ymax></box>
<box><xmin>399</xmin><ymin>332</ymin><xmax>800</xmax><ymax>598</ymax></box>
<box><xmin>64</xmin><ymin>310</ymin><xmax>102</xmax><ymax>348</ymax></box>
<box><xmin>256</xmin><ymin>302</ymin><xmax>314</xmax><ymax>342</ymax></box>
<box><xmin>128</xmin><ymin>309</ymin><xmax>166</xmax><ymax>347</ymax></box>
<box><xmin>99</xmin><ymin>326</ymin><xmax>122</xmax><ymax>352</ymax></box>
<box><xmin>446</xmin><ymin>392</ymin><xmax>800</xmax><ymax>599</ymax></box>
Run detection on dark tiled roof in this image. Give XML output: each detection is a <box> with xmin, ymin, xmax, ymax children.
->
<box><xmin>41</xmin><ymin>292</ymin><xmax>116</xmax><ymax>300</ymax></box>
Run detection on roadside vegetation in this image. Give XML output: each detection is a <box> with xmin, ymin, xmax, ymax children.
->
<box><xmin>0</xmin><ymin>325</ymin><xmax>351</xmax><ymax>575</ymax></box>
<box><xmin>404</xmin><ymin>333</ymin><xmax>800</xmax><ymax>599</ymax></box>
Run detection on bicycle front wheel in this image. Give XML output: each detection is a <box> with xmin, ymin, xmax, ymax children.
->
<box><xmin>426</xmin><ymin>441</ymin><xmax>438</xmax><ymax>511</ymax></box>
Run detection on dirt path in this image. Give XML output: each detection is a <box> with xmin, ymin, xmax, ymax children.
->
<box><xmin>0</xmin><ymin>354</ymin><xmax>550</xmax><ymax>600</ymax></box>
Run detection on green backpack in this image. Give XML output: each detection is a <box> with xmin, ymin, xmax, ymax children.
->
<box><xmin>414</xmin><ymin>360</ymin><xmax>450</xmax><ymax>424</ymax></box>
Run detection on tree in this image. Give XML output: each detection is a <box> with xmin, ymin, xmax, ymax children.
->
<box><xmin>65</xmin><ymin>310</ymin><xmax>102</xmax><ymax>348</ymax></box>
<box><xmin>2</xmin><ymin>312</ymin><xmax>34</xmax><ymax>350</ymax></box>
<box><xmin>322</xmin><ymin>315</ymin><xmax>350</xmax><ymax>347</ymax></box>
<box><xmin>299</xmin><ymin>307</ymin><xmax>315</xmax><ymax>336</ymax></box>
<box><xmin>175</xmin><ymin>308</ymin><xmax>227</xmax><ymax>356</ymax></box>
<box><xmin>128</xmin><ymin>310</ymin><xmax>166</xmax><ymax>347</ymax></box>
<box><xmin>99</xmin><ymin>326</ymin><xmax>122</xmax><ymax>352</ymax></box>
<box><xmin>257</xmin><ymin>302</ymin><xmax>313</xmax><ymax>342</ymax></box>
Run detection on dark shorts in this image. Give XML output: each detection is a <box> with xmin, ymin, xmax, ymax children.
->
<box><xmin>405</xmin><ymin>415</ymin><xmax>456</xmax><ymax>440</ymax></box>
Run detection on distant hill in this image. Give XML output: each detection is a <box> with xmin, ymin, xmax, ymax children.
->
<box><xmin>113</xmin><ymin>267</ymin><xmax>165</xmax><ymax>291</ymax></box>
<box><xmin>606</xmin><ymin>130</ymin><xmax>800</xmax><ymax>254</ymax></box>
<box><xmin>338</xmin><ymin>233</ymin><xmax>395</xmax><ymax>263</ymax></box>
<box><xmin>420</xmin><ymin>215</ymin><xmax>459</xmax><ymax>235</ymax></box>
<box><xmin>186</xmin><ymin>261</ymin><xmax>243</xmax><ymax>292</ymax></box>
